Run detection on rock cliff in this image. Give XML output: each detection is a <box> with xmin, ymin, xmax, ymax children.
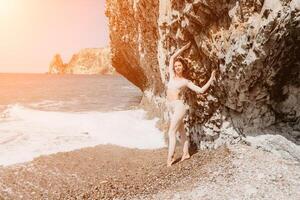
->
<box><xmin>49</xmin><ymin>54</ymin><xmax>66</xmax><ymax>74</ymax></box>
<box><xmin>106</xmin><ymin>0</ymin><xmax>300</xmax><ymax>149</ymax></box>
<box><xmin>48</xmin><ymin>48</ymin><xmax>115</xmax><ymax>75</ymax></box>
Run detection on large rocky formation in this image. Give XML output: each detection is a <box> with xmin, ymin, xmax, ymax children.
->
<box><xmin>105</xmin><ymin>0</ymin><xmax>163</xmax><ymax>92</ymax></box>
<box><xmin>49</xmin><ymin>54</ymin><xmax>66</xmax><ymax>74</ymax></box>
<box><xmin>106</xmin><ymin>0</ymin><xmax>300</xmax><ymax>150</ymax></box>
<box><xmin>48</xmin><ymin>48</ymin><xmax>115</xmax><ymax>75</ymax></box>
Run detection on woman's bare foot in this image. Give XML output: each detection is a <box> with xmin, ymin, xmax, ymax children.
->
<box><xmin>167</xmin><ymin>156</ymin><xmax>176</xmax><ymax>167</ymax></box>
<box><xmin>180</xmin><ymin>153</ymin><xmax>190</xmax><ymax>162</ymax></box>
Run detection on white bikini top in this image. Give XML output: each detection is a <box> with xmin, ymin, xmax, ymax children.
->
<box><xmin>167</xmin><ymin>78</ymin><xmax>187</xmax><ymax>91</ymax></box>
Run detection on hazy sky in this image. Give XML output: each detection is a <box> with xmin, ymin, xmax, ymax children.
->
<box><xmin>0</xmin><ymin>0</ymin><xmax>108</xmax><ymax>73</ymax></box>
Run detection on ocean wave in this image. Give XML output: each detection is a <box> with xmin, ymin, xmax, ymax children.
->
<box><xmin>0</xmin><ymin>104</ymin><xmax>165</xmax><ymax>166</ymax></box>
<box><xmin>29</xmin><ymin>100</ymin><xmax>79</xmax><ymax>110</ymax></box>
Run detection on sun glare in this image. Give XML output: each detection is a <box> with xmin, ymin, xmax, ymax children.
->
<box><xmin>0</xmin><ymin>0</ymin><xmax>14</xmax><ymax>18</ymax></box>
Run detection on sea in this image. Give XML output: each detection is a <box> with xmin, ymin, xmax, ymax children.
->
<box><xmin>0</xmin><ymin>73</ymin><xmax>165</xmax><ymax>166</ymax></box>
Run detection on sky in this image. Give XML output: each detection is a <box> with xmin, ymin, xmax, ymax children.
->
<box><xmin>0</xmin><ymin>0</ymin><xmax>108</xmax><ymax>73</ymax></box>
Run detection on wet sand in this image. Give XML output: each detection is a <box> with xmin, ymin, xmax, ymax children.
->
<box><xmin>0</xmin><ymin>144</ymin><xmax>231</xmax><ymax>199</ymax></box>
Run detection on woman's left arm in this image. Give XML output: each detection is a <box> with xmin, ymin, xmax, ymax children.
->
<box><xmin>186</xmin><ymin>70</ymin><xmax>216</xmax><ymax>94</ymax></box>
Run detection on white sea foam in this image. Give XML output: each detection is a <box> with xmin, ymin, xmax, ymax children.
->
<box><xmin>28</xmin><ymin>100</ymin><xmax>78</xmax><ymax>109</ymax></box>
<box><xmin>0</xmin><ymin>104</ymin><xmax>165</xmax><ymax>166</ymax></box>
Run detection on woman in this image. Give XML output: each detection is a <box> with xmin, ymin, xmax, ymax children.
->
<box><xmin>167</xmin><ymin>42</ymin><xmax>216</xmax><ymax>167</ymax></box>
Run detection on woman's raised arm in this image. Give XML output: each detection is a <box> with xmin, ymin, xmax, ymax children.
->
<box><xmin>168</xmin><ymin>42</ymin><xmax>191</xmax><ymax>79</ymax></box>
<box><xmin>186</xmin><ymin>70</ymin><xmax>216</xmax><ymax>93</ymax></box>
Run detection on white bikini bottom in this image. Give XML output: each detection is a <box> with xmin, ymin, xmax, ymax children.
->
<box><xmin>167</xmin><ymin>100</ymin><xmax>189</xmax><ymax>114</ymax></box>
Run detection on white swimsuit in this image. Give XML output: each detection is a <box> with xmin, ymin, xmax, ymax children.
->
<box><xmin>167</xmin><ymin>78</ymin><xmax>189</xmax><ymax>112</ymax></box>
<box><xmin>167</xmin><ymin>78</ymin><xmax>187</xmax><ymax>91</ymax></box>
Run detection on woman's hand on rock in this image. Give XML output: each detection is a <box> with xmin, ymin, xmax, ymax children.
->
<box><xmin>212</xmin><ymin>70</ymin><xmax>216</xmax><ymax>76</ymax></box>
<box><xmin>183</xmin><ymin>42</ymin><xmax>191</xmax><ymax>50</ymax></box>
<box><xmin>211</xmin><ymin>70</ymin><xmax>216</xmax><ymax>82</ymax></box>
<box><xmin>172</xmin><ymin>41</ymin><xmax>191</xmax><ymax>58</ymax></box>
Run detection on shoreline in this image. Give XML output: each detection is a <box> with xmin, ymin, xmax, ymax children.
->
<box><xmin>0</xmin><ymin>107</ymin><xmax>165</xmax><ymax>167</ymax></box>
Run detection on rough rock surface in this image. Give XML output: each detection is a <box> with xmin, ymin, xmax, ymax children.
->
<box><xmin>49</xmin><ymin>54</ymin><xmax>65</xmax><ymax>74</ymax></box>
<box><xmin>106</xmin><ymin>0</ymin><xmax>300</xmax><ymax>149</ymax></box>
<box><xmin>105</xmin><ymin>0</ymin><xmax>163</xmax><ymax>93</ymax></box>
<box><xmin>48</xmin><ymin>48</ymin><xmax>115</xmax><ymax>75</ymax></box>
<box><xmin>245</xmin><ymin>134</ymin><xmax>300</xmax><ymax>161</ymax></box>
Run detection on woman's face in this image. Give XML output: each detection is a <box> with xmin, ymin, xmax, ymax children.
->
<box><xmin>174</xmin><ymin>61</ymin><xmax>184</xmax><ymax>76</ymax></box>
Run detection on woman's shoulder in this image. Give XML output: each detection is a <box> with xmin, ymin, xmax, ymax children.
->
<box><xmin>182</xmin><ymin>78</ymin><xmax>191</xmax><ymax>84</ymax></box>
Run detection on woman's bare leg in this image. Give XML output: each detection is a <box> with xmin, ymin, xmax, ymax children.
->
<box><xmin>178</xmin><ymin>123</ymin><xmax>190</xmax><ymax>161</ymax></box>
<box><xmin>167</xmin><ymin>116</ymin><xmax>180</xmax><ymax>166</ymax></box>
<box><xmin>167</xmin><ymin>102</ymin><xmax>186</xmax><ymax>167</ymax></box>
